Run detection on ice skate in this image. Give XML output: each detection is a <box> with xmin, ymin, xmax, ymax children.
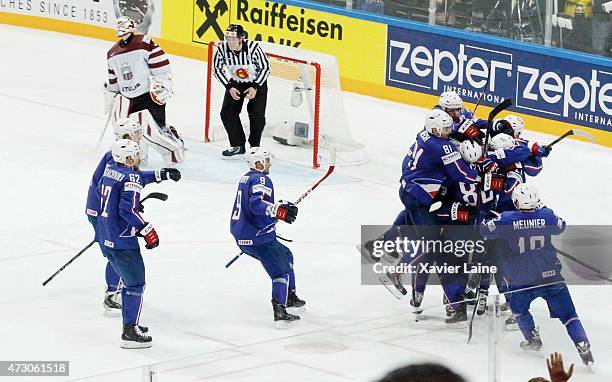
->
<box><xmin>222</xmin><ymin>145</ymin><xmax>245</xmax><ymax>158</ymax></box>
<box><xmin>103</xmin><ymin>291</ymin><xmax>121</xmax><ymax>317</ymax></box>
<box><xmin>445</xmin><ymin>303</ymin><xmax>467</xmax><ymax>327</ymax></box>
<box><xmin>576</xmin><ymin>341</ymin><xmax>594</xmax><ymax>367</ymax></box>
<box><xmin>272</xmin><ymin>298</ymin><xmax>300</xmax><ymax>329</ymax></box>
<box><xmin>520</xmin><ymin>328</ymin><xmax>543</xmax><ymax>356</ymax></box>
<box><xmin>287</xmin><ymin>290</ymin><xmax>306</xmax><ymax>314</ymax></box>
<box><xmin>121</xmin><ymin>325</ymin><xmax>152</xmax><ymax>349</ymax></box>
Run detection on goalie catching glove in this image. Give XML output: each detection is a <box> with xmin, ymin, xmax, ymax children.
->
<box><xmin>149</xmin><ymin>76</ymin><xmax>173</xmax><ymax>105</ymax></box>
<box><xmin>269</xmin><ymin>201</ymin><xmax>298</xmax><ymax>224</ymax></box>
<box><xmin>155</xmin><ymin>168</ymin><xmax>181</xmax><ymax>182</ymax></box>
<box><xmin>138</xmin><ymin>223</ymin><xmax>159</xmax><ymax>249</ymax></box>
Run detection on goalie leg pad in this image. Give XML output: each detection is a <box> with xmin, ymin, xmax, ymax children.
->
<box><xmin>111</xmin><ymin>94</ymin><xmax>131</xmax><ymax>124</ymax></box>
<box><xmin>133</xmin><ymin>110</ymin><xmax>185</xmax><ymax>164</ymax></box>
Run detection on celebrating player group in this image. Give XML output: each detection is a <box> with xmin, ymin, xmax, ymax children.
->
<box><xmin>75</xmin><ymin>15</ymin><xmax>594</xmax><ymax>369</ymax></box>
<box><xmin>360</xmin><ymin>90</ymin><xmax>593</xmax><ymax>367</ymax></box>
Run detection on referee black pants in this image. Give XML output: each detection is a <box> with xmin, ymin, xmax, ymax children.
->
<box><xmin>220</xmin><ymin>82</ymin><xmax>267</xmax><ymax>148</ymax></box>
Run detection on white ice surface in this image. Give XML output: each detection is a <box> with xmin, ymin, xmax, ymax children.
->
<box><xmin>0</xmin><ymin>24</ymin><xmax>610</xmax><ymax>382</ymax></box>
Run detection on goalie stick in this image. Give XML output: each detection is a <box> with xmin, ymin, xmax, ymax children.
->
<box><xmin>96</xmin><ymin>111</ymin><xmax>114</xmax><ymax>149</ymax></box>
<box><xmin>42</xmin><ymin>192</ymin><xmax>168</xmax><ymax>286</ymax></box>
<box><xmin>467</xmin><ymin>98</ymin><xmax>513</xmax><ymax>344</ymax></box>
<box><xmin>225</xmin><ymin>148</ymin><xmax>337</xmax><ymax>269</ymax></box>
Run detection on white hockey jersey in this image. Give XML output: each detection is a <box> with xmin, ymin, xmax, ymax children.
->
<box><xmin>107</xmin><ymin>34</ymin><xmax>172</xmax><ymax>99</ymax></box>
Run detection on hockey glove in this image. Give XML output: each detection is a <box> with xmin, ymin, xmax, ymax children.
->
<box><xmin>156</xmin><ymin>168</ymin><xmax>181</xmax><ymax>182</ymax></box>
<box><xmin>149</xmin><ymin>76</ymin><xmax>173</xmax><ymax>105</ymax></box>
<box><xmin>490</xmin><ymin>173</ymin><xmax>506</xmax><ymax>192</ymax></box>
<box><xmin>450</xmin><ymin>202</ymin><xmax>474</xmax><ymax>222</ymax></box>
<box><xmin>271</xmin><ymin>201</ymin><xmax>298</xmax><ymax>224</ymax></box>
<box><xmin>458</xmin><ymin>120</ymin><xmax>485</xmax><ymax>140</ymax></box>
<box><xmin>531</xmin><ymin>143</ymin><xmax>551</xmax><ymax>158</ymax></box>
<box><xmin>139</xmin><ymin>223</ymin><xmax>159</xmax><ymax>249</ymax></box>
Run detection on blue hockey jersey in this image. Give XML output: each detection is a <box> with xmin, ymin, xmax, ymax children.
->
<box><xmin>401</xmin><ymin>129</ymin><xmax>479</xmax><ymax>205</ymax></box>
<box><xmin>230</xmin><ymin>171</ymin><xmax>277</xmax><ymax>246</ymax></box>
<box><xmin>480</xmin><ymin>207</ymin><xmax>566</xmax><ymax>287</ymax></box>
<box><xmin>86</xmin><ymin>151</ymin><xmax>157</xmax><ymax>218</ymax></box>
<box><xmin>97</xmin><ymin>163</ymin><xmax>149</xmax><ymax>250</ymax></box>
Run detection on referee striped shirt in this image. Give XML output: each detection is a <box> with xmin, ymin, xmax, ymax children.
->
<box><xmin>213</xmin><ymin>40</ymin><xmax>270</xmax><ymax>89</ymax></box>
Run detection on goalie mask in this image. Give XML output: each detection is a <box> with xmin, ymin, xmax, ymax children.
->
<box><xmin>116</xmin><ymin>16</ymin><xmax>136</xmax><ymax>38</ymax></box>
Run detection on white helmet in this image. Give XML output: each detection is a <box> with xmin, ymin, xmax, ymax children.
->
<box><xmin>111</xmin><ymin>139</ymin><xmax>140</xmax><ymax>165</ymax></box>
<box><xmin>114</xmin><ymin>117</ymin><xmax>142</xmax><ymax>140</ymax></box>
<box><xmin>503</xmin><ymin>115</ymin><xmax>525</xmax><ymax>137</ymax></box>
<box><xmin>425</xmin><ymin>109</ymin><xmax>453</xmax><ymax>137</ymax></box>
<box><xmin>245</xmin><ymin>147</ymin><xmax>273</xmax><ymax>169</ymax></box>
<box><xmin>116</xmin><ymin>16</ymin><xmax>136</xmax><ymax>37</ymax></box>
<box><xmin>459</xmin><ymin>140</ymin><xmax>483</xmax><ymax>163</ymax></box>
<box><xmin>489</xmin><ymin>133</ymin><xmax>515</xmax><ymax>150</ymax></box>
<box><xmin>512</xmin><ymin>183</ymin><xmax>540</xmax><ymax>210</ymax></box>
<box><xmin>439</xmin><ymin>91</ymin><xmax>463</xmax><ymax>110</ymax></box>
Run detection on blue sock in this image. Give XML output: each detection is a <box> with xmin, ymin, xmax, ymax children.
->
<box><xmin>272</xmin><ymin>274</ymin><xmax>289</xmax><ymax>305</ymax></box>
<box><xmin>564</xmin><ymin>317</ymin><xmax>589</xmax><ymax>345</ymax></box>
<box><xmin>516</xmin><ymin>311</ymin><xmax>536</xmax><ymax>340</ymax></box>
<box><xmin>287</xmin><ymin>253</ymin><xmax>296</xmax><ymax>291</ymax></box>
<box><xmin>105</xmin><ymin>262</ymin><xmax>121</xmax><ymax>293</ymax></box>
<box><xmin>121</xmin><ymin>285</ymin><xmax>145</xmax><ymax>325</ymax></box>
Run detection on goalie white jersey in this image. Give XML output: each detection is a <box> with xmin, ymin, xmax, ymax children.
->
<box><xmin>107</xmin><ymin>34</ymin><xmax>172</xmax><ymax>99</ymax></box>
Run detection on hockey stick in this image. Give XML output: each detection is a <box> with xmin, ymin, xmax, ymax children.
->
<box><xmin>42</xmin><ymin>193</ymin><xmax>167</xmax><ymax>286</ymax></box>
<box><xmin>225</xmin><ymin>147</ymin><xmax>337</xmax><ymax>268</ymax></box>
<box><xmin>96</xmin><ymin>112</ymin><xmax>114</xmax><ymax>149</ymax></box>
<box><xmin>141</xmin><ymin>192</ymin><xmax>169</xmax><ymax>203</ymax></box>
<box><xmin>556</xmin><ymin>248</ymin><xmax>612</xmax><ymax>283</ymax></box>
<box><xmin>545</xmin><ymin>129</ymin><xmax>595</xmax><ymax>149</ymax></box>
<box><xmin>467</xmin><ymin>98</ymin><xmax>513</xmax><ymax>343</ymax></box>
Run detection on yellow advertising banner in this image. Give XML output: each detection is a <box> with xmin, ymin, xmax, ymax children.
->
<box><xmin>162</xmin><ymin>0</ymin><xmax>387</xmax><ymax>87</ymax></box>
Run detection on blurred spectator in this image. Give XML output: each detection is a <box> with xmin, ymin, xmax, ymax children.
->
<box><xmin>547</xmin><ymin>352</ymin><xmax>574</xmax><ymax>382</ymax></box>
<box><xmin>528</xmin><ymin>378</ymin><xmax>550</xmax><ymax>382</ymax></box>
<box><xmin>359</xmin><ymin>0</ymin><xmax>385</xmax><ymax>15</ymax></box>
<box><xmin>375</xmin><ymin>363</ymin><xmax>466</xmax><ymax>382</ymax></box>
<box><xmin>593</xmin><ymin>0</ymin><xmax>612</xmax><ymax>56</ymax></box>
<box><xmin>562</xmin><ymin>0</ymin><xmax>593</xmax><ymax>52</ymax></box>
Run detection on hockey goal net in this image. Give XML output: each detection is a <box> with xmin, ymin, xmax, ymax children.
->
<box><xmin>205</xmin><ymin>41</ymin><xmax>367</xmax><ymax>168</ymax></box>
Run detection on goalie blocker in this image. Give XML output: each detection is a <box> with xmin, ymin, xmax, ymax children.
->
<box><xmin>110</xmin><ymin>94</ymin><xmax>185</xmax><ymax>164</ymax></box>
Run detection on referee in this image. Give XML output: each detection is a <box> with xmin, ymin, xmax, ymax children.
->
<box><xmin>213</xmin><ymin>24</ymin><xmax>271</xmax><ymax>157</ymax></box>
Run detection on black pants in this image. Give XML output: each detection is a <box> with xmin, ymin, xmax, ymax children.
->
<box><xmin>130</xmin><ymin>92</ymin><xmax>166</xmax><ymax>127</ymax></box>
<box><xmin>220</xmin><ymin>82</ymin><xmax>267</xmax><ymax>147</ymax></box>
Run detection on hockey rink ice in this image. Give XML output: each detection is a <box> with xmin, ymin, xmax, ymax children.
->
<box><xmin>1</xmin><ymin>24</ymin><xmax>611</xmax><ymax>381</ymax></box>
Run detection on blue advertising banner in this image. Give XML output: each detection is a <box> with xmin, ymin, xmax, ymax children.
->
<box><xmin>386</xmin><ymin>25</ymin><xmax>612</xmax><ymax>132</ymax></box>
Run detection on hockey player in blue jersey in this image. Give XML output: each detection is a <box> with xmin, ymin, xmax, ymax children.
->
<box><xmin>378</xmin><ymin>109</ymin><xmax>482</xmax><ymax>309</ymax></box>
<box><xmin>230</xmin><ymin>147</ymin><xmax>305</xmax><ymax>328</ymax></box>
<box><xmin>480</xmin><ymin>184</ymin><xmax>594</xmax><ymax>366</ymax></box>
<box><xmin>97</xmin><ymin>139</ymin><xmax>180</xmax><ymax>348</ymax></box>
<box><xmin>435</xmin><ymin>91</ymin><xmax>488</xmax><ymax>142</ymax></box>
<box><xmin>86</xmin><ymin>118</ymin><xmax>180</xmax><ymax>315</ymax></box>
